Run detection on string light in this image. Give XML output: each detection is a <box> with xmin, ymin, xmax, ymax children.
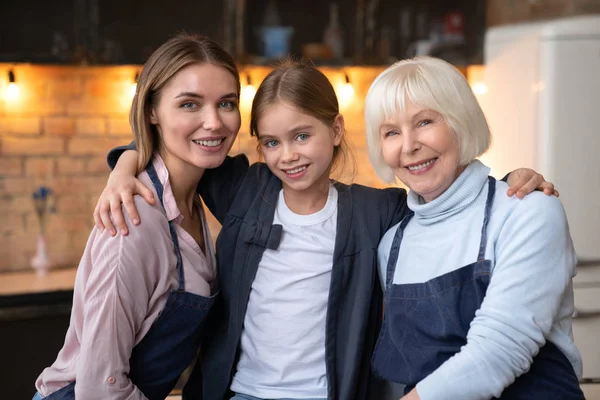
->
<box><xmin>5</xmin><ymin>69</ymin><xmax>20</xmax><ymax>101</ymax></box>
<box><xmin>130</xmin><ymin>72</ymin><xmax>139</xmax><ymax>97</ymax></box>
<box><xmin>471</xmin><ymin>82</ymin><xmax>488</xmax><ymax>96</ymax></box>
<box><xmin>336</xmin><ymin>71</ymin><xmax>354</xmax><ymax>108</ymax></box>
<box><xmin>240</xmin><ymin>73</ymin><xmax>256</xmax><ymax>108</ymax></box>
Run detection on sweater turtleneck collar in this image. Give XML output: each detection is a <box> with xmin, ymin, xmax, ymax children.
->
<box><xmin>406</xmin><ymin>160</ymin><xmax>490</xmax><ymax>225</ymax></box>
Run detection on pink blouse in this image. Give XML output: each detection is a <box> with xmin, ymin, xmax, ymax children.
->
<box><xmin>35</xmin><ymin>155</ymin><xmax>216</xmax><ymax>399</ymax></box>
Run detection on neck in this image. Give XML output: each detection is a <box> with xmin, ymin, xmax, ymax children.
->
<box><xmin>420</xmin><ymin>164</ymin><xmax>468</xmax><ymax>203</ymax></box>
<box><xmin>282</xmin><ymin>175</ymin><xmax>330</xmax><ymax>215</ymax></box>
<box><xmin>159</xmin><ymin>150</ymin><xmax>205</xmax><ymax>216</ymax></box>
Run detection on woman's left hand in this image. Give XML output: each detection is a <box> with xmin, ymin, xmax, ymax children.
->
<box><xmin>401</xmin><ymin>388</ymin><xmax>421</xmax><ymax>400</ymax></box>
<box><xmin>506</xmin><ymin>168</ymin><xmax>558</xmax><ymax>199</ymax></box>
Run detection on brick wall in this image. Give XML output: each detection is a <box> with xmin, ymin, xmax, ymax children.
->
<box><xmin>0</xmin><ymin>63</ymin><xmax>388</xmax><ymax>273</ymax></box>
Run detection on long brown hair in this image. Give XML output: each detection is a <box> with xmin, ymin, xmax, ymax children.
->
<box><xmin>130</xmin><ymin>33</ymin><xmax>240</xmax><ymax>173</ymax></box>
<box><xmin>250</xmin><ymin>59</ymin><xmax>354</xmax><ymax>181</ymax></box>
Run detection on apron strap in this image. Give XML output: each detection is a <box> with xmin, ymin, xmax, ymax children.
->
<box><xmin>477</xmin><ymin>176</ymin><xmax>496</xmax><ymax>262</ymax></box>
<box><xmin>146</xmin><ymin>162</ymin><xmax>186</xmax><ymax>291</ymax></box>
<box><xmin>385</xmin><ymin>212</ymin><xmax>414</xmax><ymax>290</ymax></box>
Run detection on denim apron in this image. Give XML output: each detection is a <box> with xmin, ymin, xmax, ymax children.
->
<box><xmin>371</xmin><ymin>177</ymin><xmax>584</xmax><ymax>399</ymax></box>
<box><xmin>39</xmin><ymin>163</ymin><xmax>215</xmax><ymax>400</ymax></box>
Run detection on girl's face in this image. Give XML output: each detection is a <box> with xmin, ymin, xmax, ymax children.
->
<box><xmin>257</xmin><ymin>101</ymin><xmax>343</xmax><ymax>196</ymax></box>
<box><xmin>151</xmin><ymin>62</ymin><xmax>240</xmax><ymax>176</ymax></box>
<box><xmin>379</xmin><ymin>102</ymin><xmax>461</xmax><ymax>203</ymax></box>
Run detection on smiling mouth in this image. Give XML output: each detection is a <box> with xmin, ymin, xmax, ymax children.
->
<box><xmin>192</xmin><ymin>138</ymin><xmax>225</xmax><ymax>147</ymax></box>
<box><xmin>283</xmin><ymin>165</ymin><xmax>308</xmax><ymax>175</ymax></box>
<box><xmin>406</xmin><ymin>158</ymin><xmax>437</xmax><ymax>171</ymax></box>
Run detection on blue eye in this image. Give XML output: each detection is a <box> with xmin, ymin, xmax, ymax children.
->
<box><xmin>384</xmin><ymin>130</ymin><xmax>400</xmax><ymax>138</ymax></box>
<box><xmin>296</xmin><ymin>133</ymin><xmax>309</xmax><ymax>141</ymax></box>
<box><xmin>181</xmin><ymin>102</ymin><xmax>197</xmax><ymax>109</ymax></box>
<box><xmin>418</xmin><ymin>119</ymin><xmax>433</xmax><ymax>127</ymax></box>
<box><xmin>220</xmin><ymin>100</ymin><xmax>237</xmax><ymax>110</ymax></box>
<box><xmin>264</xmin><ymin>140</ymin><xmax>278</xmax><ymax>148</ymax></box>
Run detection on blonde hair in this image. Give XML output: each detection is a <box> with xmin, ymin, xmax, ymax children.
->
<box><xmin>250</xmin><ymin>59</ymin><xmax>355</xmax><ymax>181</ymax></box>
<box><xmin>364</xmin><ymin>56</ymin><xmax>491</xmax><ymax>183</ymax></box>
<box><xmin>130</xmin><ymin>33</ymin><xmax>240</xmax><ymax>173</ymax></box>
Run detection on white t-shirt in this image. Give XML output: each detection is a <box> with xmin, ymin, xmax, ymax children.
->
<box><xmin>230</xmin><ymin>184</ymin><xmax>338</xmax><ymax>399</ymax></box>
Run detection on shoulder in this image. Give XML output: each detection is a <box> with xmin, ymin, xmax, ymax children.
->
<box><xmin>201</xmin><ymin>154</ymin><xmax>251</xmax><ymax>184</ymax></box>
<box><xmin>491</xmin><ymin>185</ymin><xmax>572</xmax><ymax>261</ymax></box>
<box><xmin>85</xmin><ymin>202</ymin><xmax>172</xmax><ymax>300</ymax></box>
<box><xmin>493</xmin><ymin>180</ymin><xmax>568</xmax><ymax>228</ymax></box>
<box><xmin>344</xmin><ymin>183</ymin><xmax>407</xmax><ymax>205</ymax></box>
<box><xmin>336</xmin><ymin>183</ymin><xmax>408</xmax><ymax>239</ymax></box>
<box><xmin>240</xmin><ymin>161</ymin><xmax>278</xmax><ymax>192</ymax></box>
<box><xmin>345</xmin><ymin>183</ymin><xmax>408</xmax><ymax>226</ymax></box>
<box><xmin>247</xmin><ymin>160</ymin><xmax>272</xmax><ymax>179</ymax></box>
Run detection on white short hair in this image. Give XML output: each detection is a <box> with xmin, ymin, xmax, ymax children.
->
<box><xmin>364</xmin><ymin>57</ymin><xmax>491</xmax><ymax>183</ymax></box>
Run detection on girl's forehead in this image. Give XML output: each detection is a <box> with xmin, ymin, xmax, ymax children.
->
<box><xmin>259</xmin><ymin>101</ymin><xmax>315</xmax><ymax>123</ymax></box>
<box><xmin>256</xmin><ymin>101</ymin><xmax>329</xmax><ymax>137</ymax></box>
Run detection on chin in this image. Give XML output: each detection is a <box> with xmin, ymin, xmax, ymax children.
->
<box><xmin>282</xmin><ymin>179</ymin><xmax>314</xmax><ymax>192</ymax></box>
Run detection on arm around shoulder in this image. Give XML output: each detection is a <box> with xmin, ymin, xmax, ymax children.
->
<box><xmin>198</xmin><ymin>154</ymin><xmax>251</xmax><ymax>223</ymax></box>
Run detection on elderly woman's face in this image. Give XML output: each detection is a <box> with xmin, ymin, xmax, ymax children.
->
<box><xmin>379</xmin><ymin>102</ymin><xmax>461</xmax><ymax>202</ymax></box>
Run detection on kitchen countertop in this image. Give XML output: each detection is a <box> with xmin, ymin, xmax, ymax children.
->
<box><xmin>0</xmin><ymin>267</ymin><xmax>76</xmax><ymax>297</ymax></box>
<box><xmin>0</xmin><ymin>267</ymin><xmax>77</xmax><ymax>317</ymax></box>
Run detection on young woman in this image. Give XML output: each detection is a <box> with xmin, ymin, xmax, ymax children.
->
<box><xmin>96</xmin><ymin>60</ymin><xmax>555</xmax><ymax>400</ymax></box>
<box><xmin>33</xmin><ymin>34</ymin><xmax>241</xmax><ymax>400</ymax></box>
<box><xmin>365</xmin><ymin>57</ymin><xmax>583</xmax><ymax>399</ymax></box>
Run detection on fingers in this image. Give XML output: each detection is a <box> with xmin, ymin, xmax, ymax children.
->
<box><xmin>110</xmin><ymin>195</ymin><xmax>129</xmax><ymax>236</ymax></box>
<box><xmin>506</xmin><ymin>174</ymin><xmax>529</xmax><ymax>198</ymax></box>
<box><xmin>122</xmin><ymin>195</ymin><xmax>139</xmax><ymax>228</ymax></box>
<box><xmin>136</xmin><ymin>181</ymin><xmax>156</xmax><ymax>207</ymax></box>
<box><xmin>93</xmin><ymin>202</ymin><xmax>105</xmax><ymax>232</ymax></box>
<box><xmin>538</xmin><ymin>181</ymin><xmax>557</xmax><ymax>197</ymax></box>
<box><xmin>515</xmin><ymin>174</ymin><xmax>542</xmax><ymax>199</ymax></box>
<box><xmin>119</xmin><ymin>181</ymin><xmax>155</xmax><ymax>229</ymax></box>
<box><xmin>98</xmin><ymin>200</ymin><xmax>116</xmax><ymax>236</ymax></box>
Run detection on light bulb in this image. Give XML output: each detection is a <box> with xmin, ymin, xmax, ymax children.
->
<box><xmin>471</xmin><ymin>82</ymin><xmax>488</xmax><ymax>96</ymax></box>
<box><xmin>130</xmin><ymin>72</ymin><xmax>139</xmax><ymax>98</ymax></box>
<box><xmin>5</xmin><ymin>69</ymin><xmax>20</xmax><ymax>101</ymax></box>
<box><xmin>5</xmin><ymin>82</ymin><xmax>20</xmax><ymax>100</ymax></box>
<box><xmin>240</xmin><ymin>73</ymin><xmax>256</xmax><ymax>108</ymax></box>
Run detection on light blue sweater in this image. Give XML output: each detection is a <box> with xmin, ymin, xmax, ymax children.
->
<box><xmin>377</xmin><ymin>160</ymin><xmax>582</xmax><ymax>400</ymax></box>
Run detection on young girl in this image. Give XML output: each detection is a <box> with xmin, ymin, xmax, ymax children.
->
<box><xmin>96</xmin><ymin>60</ymin><xmax>555</xmax><ymax>400</ymax></box>
<box><xmin>33</xmin><ymin>34</ymin><xmax>241</xmax><ymax>400</ymax></box>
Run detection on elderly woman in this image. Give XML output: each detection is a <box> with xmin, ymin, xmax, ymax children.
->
<box><xmin>365</xmin><ymin>57</ymin><xmax>584</xmax><ymax>400</ymax></box>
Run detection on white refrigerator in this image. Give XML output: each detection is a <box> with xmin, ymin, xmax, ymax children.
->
<box><xmin>480</xmin><ymin>15</ymin><xmax>600</xmax><ymax>381</ymax></box>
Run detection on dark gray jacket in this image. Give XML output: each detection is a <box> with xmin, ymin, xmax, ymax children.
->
<box><xmin>189</xmin><ymin>155</ymin><xmax>408</xmax><ymax>400</ymax></box>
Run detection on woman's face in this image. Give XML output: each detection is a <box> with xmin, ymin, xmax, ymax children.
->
<box><xmin>379</xmin><ymin>102</ymin><xmax>462</xmax><ymax>202</ymax></box>
<box><xmin>151</xmin><ymin>62</ymin><xmax>240</xmax><ymax>174</ymax></box>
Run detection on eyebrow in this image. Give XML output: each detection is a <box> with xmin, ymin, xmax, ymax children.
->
<box><xmin>258</xmin><ymin>124</ymin><xmax>314</xmax><ymax>140</ymax></box>
<box><xmin>380</xmin><ymin>109</ymin><xmax>437</xmax><ymax>130</ymax></box>
<box><xmin>288</xmin><ymin>124</ymin><xmax>314</xmax><ymax>133</ymax></box>
<box><xmin>412</xmin><ymin>110</ymin><xmax>435</xmax><ymax>120</ymax></box>
<box><xmin>379</xmin><ymin>124</ymin><xmax>398</xmax><ymax>132</ymax></box>
<box><xmin>174</xmin><ymin>92</ymin><xmax>238</xmax><ymax>100</ymax></box>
